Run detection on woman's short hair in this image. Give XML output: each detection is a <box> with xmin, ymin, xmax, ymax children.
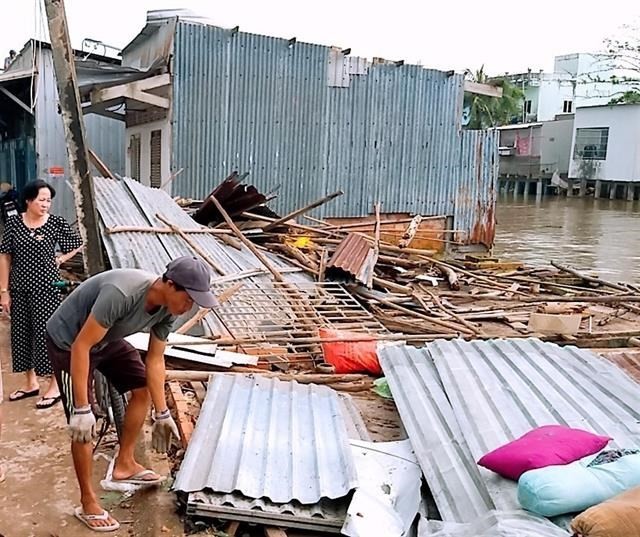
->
<box><xmin>22</xmin><ymin>180</ymin><xmax>56</xmax><ymax>209</ymax></box>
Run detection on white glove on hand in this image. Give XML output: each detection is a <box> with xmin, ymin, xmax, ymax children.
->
<box><xmin>69</xmin><ymin>405</ymin><xmax>96</xmax><ymax>443</ymax></box>
<box><xmin>152</xmin><ymin>409</ymin><xmax>180</xmax><ymax>452</ymax></box>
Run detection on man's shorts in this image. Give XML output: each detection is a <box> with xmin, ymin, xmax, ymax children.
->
<box><xmin>46</xmin><ymin>334</ymin><xmax>147</xmax><ymax>421</ymax></box>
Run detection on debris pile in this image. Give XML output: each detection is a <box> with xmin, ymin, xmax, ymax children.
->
<box><xmin>84</xmin><ymin>174</ymin><xmax>640</xmax><ymax>536</ymax></box>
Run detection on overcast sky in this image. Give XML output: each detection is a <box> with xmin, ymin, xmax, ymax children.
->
<box><xmin>1</xmin><ymin>0</ymin><xmax>637</xmax><ymax>74</ymax></box>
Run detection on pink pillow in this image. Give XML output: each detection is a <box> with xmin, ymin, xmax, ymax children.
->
<box><xmin>477</xmin><ymin>425</ymin><xmax>611</xmax><ymax>481</ymax></box>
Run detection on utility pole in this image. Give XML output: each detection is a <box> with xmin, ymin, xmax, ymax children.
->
<box><xmin>44</xmin><ymin>0</ymin><xmax>105</xmax><ymax>275</ymax></box>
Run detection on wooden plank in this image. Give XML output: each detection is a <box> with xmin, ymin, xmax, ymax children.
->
<box><xmin>167</xmin><ymin>382</ymin><xmax>193</xmax><ymax>449</ymax></box>
<box><xmin>463</xmin><ymin>80</ymin><xmax>503</xmax><ymax>98</ymax></box>
<box><xmin>91</xmin><ymin>74</ymin><xmax>170</xmax><ymax>104</ymax></box>
<box><xmin>88</xmin><ymin>148</ymin><xmax>116</xmax><ymax>179</ymax></box>
<box><xmin>129</xmin><ymin>87</ymin><xmax>170</xmax><ymax>109</ymax></box>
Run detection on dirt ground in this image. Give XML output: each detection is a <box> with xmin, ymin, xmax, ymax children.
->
<box><xmin>0</xmin><ymin>319</ymin><xmax>184</xmax><ymax>537</ymax></box>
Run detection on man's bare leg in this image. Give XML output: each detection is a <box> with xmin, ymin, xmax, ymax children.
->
<box><xmin>71</xmin><ymin>441</ymin><xmax>118</xmax><ymax>529</ymax></box>
<box><xmin>112</xmin><ymin>387</ymin><xmax>160</xmax><ymax>481</ymax></box>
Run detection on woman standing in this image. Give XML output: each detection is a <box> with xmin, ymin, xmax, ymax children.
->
<box><xmin>0</xmin><ymin>180</ymin><xmax>82</xmax><ymax>409</ymax></box>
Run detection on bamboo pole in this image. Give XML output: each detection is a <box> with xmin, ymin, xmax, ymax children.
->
<box><xmin>263</xmin><ymin>190</ymin><xmax>343</xmax><ymax>231</ymax></box>
<box><xmin>318</xmin><ymin>247</ymin><xmax>328</xmax><ymax>283</ymax></box>
<box><xmin>155</xmin><ymin>214</ymin><xmax>226</xmax><ymax>275</ymax></box>
<box><xmin>107</xmin><ymin>225</ymin><xmax>232</xmax><ymax>235</ymax></box>
<box><xmin>368</xmin><ymin>202</ymin><xmax>381</xmax><ymax>289</ymax></box>
<box><xmin>358</xmin><ymin>292</ymin><xmax>475</xmax><ymax>336</ymax></box>
<box><xmin>166</xmin><ymin>332</ymin><xmax>456</xmax><ymax>347</ymax></box>
<box><xmin>519</xmin><ymin>295</ymin><xmax>640</xmax><ymax>304</ymax></box>
<box><xmin>243</xmin><ymin>212</ymin><xmax>339</xmax><ymax>237</ymax></box>
<box><xmin>551</xmin><ymin>261</ymin><xmax>630</xmax><ymax>292</ymax></box>
<box><xmin>210</xmin><ymin>198</ymin><xmax>285</xmax><ymax>282</ymax></box>
<box><xmin>165</xmin><ymin>369</ymin><xmax>373</xmax><ymax>384</ymax></box>
<box><xmin>419</xmin><ymin>290</ymin><xmax>485</xmax><ymax>336</ymax></box>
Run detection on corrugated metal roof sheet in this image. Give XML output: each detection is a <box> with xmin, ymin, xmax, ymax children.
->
<box><xmin>186</xmin><ymin>491</ymin><xmax>348</xmax><ymax>533</ymax></box>
<box><xmin>173</xmin><ymin>373</ymin><xmax>358</xmax><ymax>504</ymax></box>
<box><xmin>378</xmin><ymin>344</ymin><xmax>495</xmax><ymax>523</ymax></box>
<box><xmin>327</xmin><ymin>233</ymin><xmax>376</xmax><ymax>284</ymax></box>
<box><xmin>94</xmin><ymin>175</ymin><xmax>311</xmax><ymax>336</ymax></box>
<box><xmin>427</xmin><ymin>338</ymin><xmax>640</xmax><ymax>512</ymax></box>
<box><xmin>381</xmin><ymin>339</ymin><xmax>640</xmax><ymax>529</ymax></box>
<box><xmin>171</xmin><ymin>21</ymin><xmax>498</xmax><ymax>245</ymax></box>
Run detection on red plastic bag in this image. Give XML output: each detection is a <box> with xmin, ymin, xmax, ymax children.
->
<box><xmin>319</xmin><ymin>328</ymin><xmax>381</xmax><ymax>375</ymax></box>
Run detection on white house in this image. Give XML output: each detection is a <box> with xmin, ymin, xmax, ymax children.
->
<box><xmin>505</xmin><ymin>71</ymin><xmax>574</xmax><ymax>122</ymax></box>
<box><xmin>503</xmin><ymin>53</ymin><xmax>637</xmax><ymax>124</ymax></box>
<box><xmin>568</xmin><ymin>103</ymin><xmax>640</xmax><ymax>200</ymax></box>
<box><xmin>555</xmin><ymin>53</ymin><xmax>637</xmax><ymax>108</ymax></box>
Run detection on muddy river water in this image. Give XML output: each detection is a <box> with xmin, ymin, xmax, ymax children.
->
<box><xmin>493</xmin><ymin>195</ymin><xmax>640</xmax><ymax>284</ymax></box>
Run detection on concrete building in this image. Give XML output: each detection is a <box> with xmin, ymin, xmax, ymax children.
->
<box><xmin>555</xmin><ymin>53</ymin><xmax>637</xmax><ymax>109</ymax></box>
<box><xmin>503</xmin><ymin>53</ymin><xmax>637</xmax><ymax>125</ymax></box>
<box><xmin>85</xmin><ymin>10</ymin><xmax>500</xmax><ymax>247</ymax></box>
<box><xmin>0</xmin><ymin>39</ymin><xmax>125</xmax><ymax>222</ymax></box>
<box><xmin>498</xmin><ymin>115</ymin><xmax>574</xmax><ymax>196</ymax></box>
<box><xmin>506</xmin><ymin>71</ymin><xmax>575</xmax><ymax>122</ymax></box>
<box><xmin>568</xmin><ymin>103</ymin><xmax>640</xmax><ymax>200</ymax></box>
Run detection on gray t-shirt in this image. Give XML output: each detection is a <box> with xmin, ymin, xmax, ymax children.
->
<box><xmin>46</xmin><ymin>269</ymin><xmax>175</xmax><ymax>351</ymax></box>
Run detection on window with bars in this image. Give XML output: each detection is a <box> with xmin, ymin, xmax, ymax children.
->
<box><xmin>150</xmin><ymin>129</ymin><xmax>162</xmax><ymax>188</ymax></box>
<box><xmin>129</xmin><ymin>134</ymin><xmax>141</xmax><ymax>181</ymax></box>
<box><xmin>574</xmin><ymin>127</ymin><xmax>609</xmax><ymax>160</ymax></box>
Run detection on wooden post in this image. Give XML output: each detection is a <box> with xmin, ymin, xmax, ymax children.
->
<box><xmin>44</xmin><ymin>0</ymin><xmax>105</xmax><ymax>275</ymax></box>
<box><xmin>536</xmin><ymin>179</ymin><xmax>543</xmax><ymax>200</ymax></box>
<box><xmin>367</xmin><ymin>202</ymin><xmax>381</xmax><ymax>288</ymax></box>
<box><xmin>594</xmin><ymin>180</ymin><xmax>602</xmax><ymax>199</ymax></box>
<box><xmin>609</xmin><ymin>183</ymin><xmax>617</xmax><ymax>200</ymax></box>
<box><xmin>210</xmin><ymin>197</ymin><xmax>284</xmax><ymax>282</ymax></box>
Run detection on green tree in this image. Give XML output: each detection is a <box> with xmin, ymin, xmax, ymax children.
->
<box><xmin>466</xmin><ymin>66</ymin><xmax>524</xmax><ymax>129</ymax></box>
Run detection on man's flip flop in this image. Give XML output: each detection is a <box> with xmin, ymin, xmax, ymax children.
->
<box><xmin>112</xmin><ymin>469</ymin><xmax>164</xmax><ymax>486</ymax></box>
<box><xmin>8</xmin><ymin>389</ymin><xmax>39</xmax><ymax>402</ymax></box>
<box><xmin>74</xmin><ymin>507</ymin><xmax>120</xmax><ymax>532</ymax></box>
<box><xmin>35</xmin><ymin>395</ymin><xmax>61</xmax><ymax>409</ymax></box>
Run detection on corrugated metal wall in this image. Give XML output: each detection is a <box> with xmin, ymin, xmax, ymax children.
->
<box><xmin>34</xmin><ymin>46</ymin><xmax>125</xmax><ymax>222</ymax></box>
<box><xmin>172</xmin><ymin>22</ymin><xmax>498</xmax><ymax>245</ymax></box>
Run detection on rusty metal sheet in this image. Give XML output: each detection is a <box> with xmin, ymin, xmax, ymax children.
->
<box><xmin>597</xmin><ymin>348</ymin><xmax>640</xmax><ymax>384</ymax></box>
<box><xmin>326</xmin><ymin>233</ymin><xmax>376</xmax><ymax>285</ymax></box>
<box><xmin>193</xmin><ymin>171</ymin><xmax>275</xmax><ymax>225</ymax></box>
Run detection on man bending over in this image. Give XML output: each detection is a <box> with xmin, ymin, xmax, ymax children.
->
<box><xmin>46</xmin><ymin>256</ymin><xmax>218</xmax><ymax>532</ymax></box>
